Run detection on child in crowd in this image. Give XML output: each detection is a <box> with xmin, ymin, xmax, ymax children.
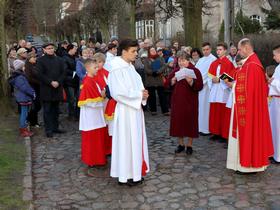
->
<box><xmin>78</xmin><ymin>59</ymin><xmax>107</xmax><ymax>172</ymax></box>
<box><xmin>168</xmin><ymin>51</ymin><xmax>203</xmax><ymax>155</ymax></box>
<box><xmin>92</xmin><ymin>53</ymin><xmax>112</xmax><ymax>155</ymax></box>
<box><xmin>9</xmin><ymin>60</ymin><xmax>35</xmax><ymax>137</ymax></box>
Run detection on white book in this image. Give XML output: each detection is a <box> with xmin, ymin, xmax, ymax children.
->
<box><xmin>175</xmin><ymin>68</ymin><xmax>197</xmax><ymax>81</ymax></box>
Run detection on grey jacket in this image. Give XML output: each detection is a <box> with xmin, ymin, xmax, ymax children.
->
<box><xmin>143</xmin><ymin>57</ymin><xmax>167</xmax><ymax>87</ymax></box>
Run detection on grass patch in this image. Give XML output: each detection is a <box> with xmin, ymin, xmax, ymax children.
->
<box><xmin>0</xmin><ymin>117</ymin><xmax>29</xmax><ymax>210</ymax></box>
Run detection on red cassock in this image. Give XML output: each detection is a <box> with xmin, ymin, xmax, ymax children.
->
<box><xmin>167</xmin><ymin>63</ymin><xmax>203</xmax><ymax>138</ymax></box>
<box><xmin>208</xmin><ymin>56</ymin><xmax>236</xmax><ymax>139</ymax></box>
<box><xmin>232</xmin><ymin>53</ymin><xmax>273</xmax><ymax>167</ymax></box>
<box><xmin>93</xmin><ymin>68</ymin><xmax>112</xmax><ymax>155</ymax></box>
<box><xmin>78</xmin><ymin>76</ymin><xmax>106</xmax><ymax>166</ymax></box>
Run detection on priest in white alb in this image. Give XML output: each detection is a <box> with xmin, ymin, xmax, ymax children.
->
<box><xmin>108</xmin><ymin>39</ymin><xmax>150</xmax><ymax>186</ymax></box>
<box><xmin>268</xmin><ymin>45</ymin><xmax>280</xmax><ymax>164</ymax></box>
<box><xmin>195</xmin><ymin>42</ymin><xmax>217</xmax><ymax>135</ymax></box>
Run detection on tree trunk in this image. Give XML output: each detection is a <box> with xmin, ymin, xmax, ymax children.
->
<box><xmin>128</xmin><ymin>0</ymin><xmax>136</xmax><ymax>39</ymax></box>
<box><xmin>182</xmin><ymin>0</ymin><xmax>203</xmax><ymax>47</ymax></box>
<box><xmin>0</xmin><ymin>0</ymin><xmax>8</xmax><ymax>97</ymax></box>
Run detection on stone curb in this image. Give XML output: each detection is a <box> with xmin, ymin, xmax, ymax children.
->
<box><xmin>23</xmin><ymin>136</ymin><xmax>34</xmax><ymax>210</ymax></box>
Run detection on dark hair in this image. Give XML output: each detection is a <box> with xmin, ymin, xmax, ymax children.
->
<box><xmin>7</xmin><ymin>47</ymin><xmax>16</xmax><ymax>57</ymax></box>
<box><xmin>66</xmin><ymin>44</ymin><xmax>75</xmax><ymax>52</ymax></box>
<box><xmin>191</xmin><ymin>48</ymin><xmax>203</xmax><ymax>58</ymax></box>
<box><xmin>202</xmin><ymin>42</ymin><xmax>211</xmax><ymax>47</ymax></box>
<box><xmin>61</xmin><ymin>40</ymin><xmax>69</xmax><ymax>45</ymax></box>
<box><xmin>217</xmin><ymin>42</ymin><xmax>228</xmax><ymax>50</ymax></box>
<box><xmin>273</xmin><ymin>45</ymin><xmax>280</xmax><ymax>51</ymax></box>
<box><xmin>147</xmin><ymin>46</ymin><xmax>156</xmax><ymax>57</ymax></box>
<box><xmin>31</xmin><ymin>46</ymin><xmax>37</xmax><ymax>54</ymax></box>
<box><xmin>177</xmin><ymin>50</ymin><xmax>191</xmax><ymax>61</ymax></box>
<box><xmin>266</xmin><ymin>65</ymin><xmax>276</xmax><ymax>78</ymax></box>
<box><xmin>118</xmin><ymin>39</ymin><xmax>138</xmax><ymax>56</ymax></box>
<box><xmin>108</xmin><ymin>43</ymin><xmax>117</xmax><ymax>50</ymax></box>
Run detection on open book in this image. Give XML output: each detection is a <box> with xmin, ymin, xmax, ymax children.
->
<box><xmin>219</xmin><ymin>72</ymin><xmax>234</xmax><ymax>82</ymax></box>
<box><xmin>175</xmin><ymin>68</ymin><xmax>197</xmax><ymax>81</ymax></box>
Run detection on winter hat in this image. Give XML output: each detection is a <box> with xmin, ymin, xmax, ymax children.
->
<box><xmin>42</xmin><ymin>43</ymin><xmax>55</xmax><ymax>49</ymax></box>
<box><xmin>17</xmin><ymin>48</ymin><xmax>27</xmax><ymax>55</ymax></box>
<box><xmin>167</xmin><ymin>57</ymin><xmax>174</xmax><ymax>63</ymax></box>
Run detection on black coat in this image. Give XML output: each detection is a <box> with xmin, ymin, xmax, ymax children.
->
<box><xmin>37</xmin><ymin>54</ymin><xmax>66</xmax><ymax>102</ymax></box>
<box><xmin>63</xmin><ymin>54</ymin><xmax>79</xmax><ymax>88</ymax></box>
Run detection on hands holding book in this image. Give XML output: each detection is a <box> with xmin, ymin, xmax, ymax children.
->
<box><xmin>185</xmin><ymin>76</ymin><xmax>193</xmax><ymax>86</ymax></box>
<box><xmin>212</xmin><ymin>77</ymin><xmax>220</xmax><ymax>84</ymax></box>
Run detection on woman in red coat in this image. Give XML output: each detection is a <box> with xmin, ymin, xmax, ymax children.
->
<box><xmin>168</xmin><ymin>51</ymin><xmax>203</xmax><ymax>155</ymax></box>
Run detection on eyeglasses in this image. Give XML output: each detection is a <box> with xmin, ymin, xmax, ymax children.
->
<box><xmin>45</xmin><ymin>47</ymin><xmax>54</xmax><ymax>50</ymax></box>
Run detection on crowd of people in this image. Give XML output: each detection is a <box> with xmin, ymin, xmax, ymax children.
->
<box><xmin>6</xmin><ymin>35</ymin><xmax>280</xmax><ymax>186</ymax></box>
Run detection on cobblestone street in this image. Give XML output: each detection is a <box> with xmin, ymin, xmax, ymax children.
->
<box><xmin>32</xmin><ymin>113</ymin><xmax>280</xmax><ymax>210</ymax></box>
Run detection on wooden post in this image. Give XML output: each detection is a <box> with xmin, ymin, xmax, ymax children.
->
<box><xmin>224</xmin><ymin>0</ymin><xmax>235</xmax><ymax>46</ymax></box>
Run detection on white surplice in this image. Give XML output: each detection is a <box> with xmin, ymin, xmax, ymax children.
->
<box><xmin>226</xmin><ymin>84</ymin><xmax>266</xmax><ymax>172</ymax></box>
<box><xmin>195</xmin><ymin>54</ymin><xmax>216</xmax><ymax>133</ymax></box>
<box><xmin>79</xmin><ymin>84</ymin><xmax>106</xmax><ymax>131</ymax></box>
<box><xmin>104</xmin><ymin>52</ymin><xmax>116</xmax><ymax>72</ymax></box>
<box><xmin>269</xmin><ymin>64</ymin><xmax>280</xmax><ymax>162</ymax></box>
<box><xmin>108</xmin><ymin>56</ymin><xmax>149</xmax><ymax>183</ymax></box>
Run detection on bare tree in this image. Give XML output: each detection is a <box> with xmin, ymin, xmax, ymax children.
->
<box><xmin>155</xmin><ymin>0</ymin><xmax>218</xmax><ymax>47</ymax></box>
<box><xmin>0</xmin><ymin>0</ymin><xmax>9</xmax><ymax>103</ymax></box>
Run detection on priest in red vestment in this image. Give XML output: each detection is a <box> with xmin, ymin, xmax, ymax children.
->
<box><xmin>167</xmin><ymin>51</ymin><xmax>203</xmax><ymax>155</ymax></box>
<box><xmin>226</xmin><ymin>38</ymin><xmax>273</xmax><ymax>173</ymax></box>
<box><xmin>208</xmin><ymin>42</ymin><xmax>235</xmax><ymax>142</ymax></box>
<box><xmin>78</xmin><ymin>59</ymin><xmax>107</xmax><ymax>169</ymax></box>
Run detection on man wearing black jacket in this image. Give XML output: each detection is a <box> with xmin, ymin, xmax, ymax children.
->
<box><xmin>37</xmin><ymin>43</ymin><xmax>66</xmax><ymax>138</ymax></box>
<box><xmin>63</xmin><ymin>44</ymin><xmax>79</xmax><ymax>120</ymax></box>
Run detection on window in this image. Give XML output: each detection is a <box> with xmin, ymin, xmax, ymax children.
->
<box><xmin>250</xmin><ymin>15</ymin><xmax>261</xmax><ymax>23</ymax></box>
<box><xmin>136</xmin><ymin>19</ymin><xmax>154</xmax><ymax>39</ymax></box>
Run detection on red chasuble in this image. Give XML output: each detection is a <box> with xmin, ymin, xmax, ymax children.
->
<box><xmin>78</xmin><ymin>75</ymin><xmax>103</xmax><ymax>107</ymax></box>
<box><xmin>208</xmin><ymin>56</ymin><xmax>236</xmax><ymax>139</ymax></box>
<box><xmin>233</xmin><ymin>53</ymin><xmax>273</xmax><ymax>167</ymax></box>
<box><xmin>78</xmin><ymin>75</ymin><xmax>106</xmax><ymax>166</ymax></box>
<box><xmin>208</xmin><ymin>56</ymin><xmax>235</xmax><ymax>78</ymax></box>
<box><xmin>94</xmin><ymin>68</ymin><xmax>109</xmax><ymax>90</ymax></box>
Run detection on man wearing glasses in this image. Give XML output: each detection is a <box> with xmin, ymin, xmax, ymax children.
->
<box><xmin>37</xmin><ymin>43</ymin><xmax>66</xmax><ymax>138</ymax></box>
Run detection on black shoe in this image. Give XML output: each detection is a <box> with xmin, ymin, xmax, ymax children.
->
<box><xmin>186</xmin><ymin>146</ymin><xmax>193</xmax><ymax>155</ymax></box>
<box><xmin>199</xmin><ymin>132</ymin><xmax>211</xmax><ymax>136</ymax></box>
<box><xmin>175</xmin><ymin>145</ymin><xmax>185</xmax><ymax>153</ymax></box>
<box><xmin>270</xmin><ymin>158</ymin><xmax>280</xmax><ymax>164</ymax></box>
<box><xmin>53</xmin><ymin>129</ymin><xmax>66</xmax><ymax>134</ymax></box>
<box><xmin>210</xmin><ymin>135</ymin><xmax>220</xmax><ymax>141</ymax></box>
<box><xmin>46</xmin><ymin>133</ymin><xmax>53</xmax><ymax>138</ymax></box>
<box><xmin>235</xmin><ymin>171</ymin><xmax>257</xmax><ymax>175</ymax></box>
<box><xmin>127</xmin><ymin>178</ymin><xmax>144</xmax><ymax>187</ymax></box>
<box><xmin>218</xmin><ymin>138</ymin><xmax>227</xmax><ymax>143</ymax></box>
<box><xmin>118</xmin><ymin>181</ymin><xmax>128</xmax><ymax>186</ymax></box>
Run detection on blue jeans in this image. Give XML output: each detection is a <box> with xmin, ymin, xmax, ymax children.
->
<box><xmin>20</xmin><ymin>105</ymin><xmax>30</xmax><ymax>128</ymax></box>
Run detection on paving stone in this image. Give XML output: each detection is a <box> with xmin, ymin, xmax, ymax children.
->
<box><xmin>235</xmin><ymin>200</ymin><xmax>250</xmax><ymax>208</ymax></box>
<box><xmin>120</xmin><ymin>201</ymin><xmax>138</xmax><ymax>209</ymax></box>
<box><xmin>31</xmin><ymin>112</ymin><xmax>280</xmax><ymax>209</ymax></box>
